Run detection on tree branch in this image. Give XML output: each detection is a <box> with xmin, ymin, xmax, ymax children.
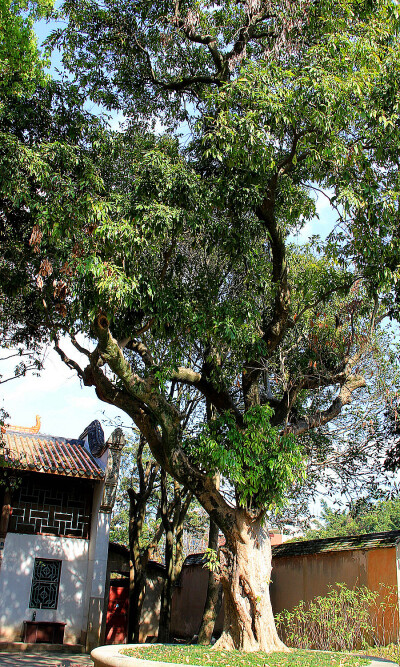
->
<box><xmin>54</xmin><ymin>341</ymin><xmax>85</xmax><ymax>379</ymax></box>
<box><xmin>287</xmin><ymin>374</ymin><xmax>366</xmax><ymax>436</ymax></box>
<box><xmin>171</xmin><ymin>366</ymin><xmax>243</xmax><ymax>422</ymax></box>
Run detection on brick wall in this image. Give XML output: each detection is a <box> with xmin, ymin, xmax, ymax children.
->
<box><xmin>8</xmin><ymin>473</ymin><xmax>93</xmax><ymax>539</ymax></box>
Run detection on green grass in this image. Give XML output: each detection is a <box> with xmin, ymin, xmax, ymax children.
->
<box><xmin>121</xmin><ymin>645</ymin><xmax>370</xmax><ymax>667</ymax></box>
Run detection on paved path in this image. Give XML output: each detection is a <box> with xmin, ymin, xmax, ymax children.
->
<box><xmin>0</xmin><ymin>652</ymin><xmax>93</xmax><ymax>667</ymax></box>
<box><xmin>359</xmin><ymin>659</ymin><xmax>398</xmax><ymax>666</ymax></box>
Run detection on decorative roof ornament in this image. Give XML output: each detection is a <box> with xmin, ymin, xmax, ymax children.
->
<box><xmin>5</xmin><ymin>415</ymin><xmax>41</xmax><ymax>434</ymax></box>
<box><xmin>100</xmin><ymin>427</ymin><xmax>126</xmax><ymax>513</ymax></box>
<box><xmin>79</xmin><ymin>420</ymin><xmax>108</xmax><ymax>458</ymax></box>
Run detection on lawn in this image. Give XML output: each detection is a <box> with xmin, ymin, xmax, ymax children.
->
<box><xmin>121</xmin><ymin>645</ymin><xmax>370</xmax><ymax>667</ymax></box>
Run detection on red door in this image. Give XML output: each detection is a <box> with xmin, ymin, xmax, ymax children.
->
<box><xmin>105</xmin><ymin>581</ymin><xmax>129</xmax><ymax>644</ymax></box>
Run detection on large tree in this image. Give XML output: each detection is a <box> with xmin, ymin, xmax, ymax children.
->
<box><xmin>3</xmin><ymin>0</ymin><xmax>400</xmax><ymax>652</ymax></box>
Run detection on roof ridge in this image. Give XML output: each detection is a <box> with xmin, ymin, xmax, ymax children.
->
<box><xmin>272</xmin><ymin>529</ymin><xmax>400</xmax><ymax>557</ymax></box>
<box><xmin>288</xmin><ymin>529</ymin><xmax>400</xmax><ymax>544</ymax></box>
<box><xmin>5</xmin><ymin>429</ymin><xmax>84</xmax><ymax>442</ymax></box>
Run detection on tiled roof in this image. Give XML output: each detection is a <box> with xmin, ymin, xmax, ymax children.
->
<box><xmin>183</xmin><ymin>553</ymin><xmax>207</xmax><ymax>566</ymax></box>
<box><xmin>272</xmin><ymin>530</ymin><xmax>400</xmax><ymax>558</ymax></box>
<box><xmin>1</xmin><ymin>430</ymin><xmax>105</xmax><ymax>480</ymax></box>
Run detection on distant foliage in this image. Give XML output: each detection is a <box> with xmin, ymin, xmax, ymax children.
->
<box><xmin>303</xmin><ymin>499</ymin><xmax>400</xmax><ymax>540</ymax></box>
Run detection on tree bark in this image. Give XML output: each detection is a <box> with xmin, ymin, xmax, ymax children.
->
<box><xmin>127</xmin><ymin>490</ymin><xmax>148</xmax><ymax>644</ymax></box>
<box><xmin>198</xmin><ymin>462</ymin><xmax>221</xmax><ymax>646</ymax></box>
<box><xmin>215</xmin><ymin>510</ymin><xmax>288</xmax><ymax>653</ymax></box>
<box><xmin>158</xmin><ymin>524</ymin><xmax>174</xmax><ymax>643</ymax></box>
<box><xmin>198</xmin><ymin>518</ymin><xmax>222</xmax><ymax>644</ymax></box>
<box><xmin>128</xmin><ymin>565</ymin><xmax>147</xmax><ymax>643</ymax></box>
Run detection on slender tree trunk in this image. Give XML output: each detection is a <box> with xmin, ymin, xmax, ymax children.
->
<box><xmin>198</xmin><ymin>414</ymin><xmax>222</xmax><ymax>646</ymax></box>
<box><xmin>128</xmin><ymin>564</ymin><xmax>147</xmax><ymax>643</ymax></box>
<box><xmin>127</xmin><ymin>492</ymin><xmax>147</xmax><ymax>644</ymax></box>
<box><xmin>198</xmin><ymin>518</ymin><xmax>222</xmax><ymax>644</ymax></box>
<box><xmin>215</xmin><ymin>509</ymin><xmax>288</xmax><ymax>653</ymax></box>
<box><xmin>158</xmin><ymin>474</ymin><xmax>193</xmax><ymax>643</ymax></box>
<box><xmin>126</xmin><ymin>437</ymin><xmax>160</xmax><ymax>644</ymax></box>
<box><xmin>158</xmin><ymin>525</ymin><xmax>174</xmax><ymax>643</ymax></box>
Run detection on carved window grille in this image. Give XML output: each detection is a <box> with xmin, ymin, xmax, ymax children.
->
<box><xmin>29</xmin><ymin>558</ymin><xmax>62</xmax><ymax>609</ymax></box>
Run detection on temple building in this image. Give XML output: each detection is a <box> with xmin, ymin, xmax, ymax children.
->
<box><xmin>0</xmin><ymin>417</ymin><xmax>124</xmax><ymax>650</ymax></box>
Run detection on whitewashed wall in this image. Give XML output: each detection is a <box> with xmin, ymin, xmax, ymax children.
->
<box><xmin>0</xmin><ymin>533</ymin><xmax>90</xmax><ymax>644</ymax></box>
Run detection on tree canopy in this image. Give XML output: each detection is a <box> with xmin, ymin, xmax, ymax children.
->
<box><xmin>2</xmin><ymin>0</ymin><xmax>400</xmax><ymax>652</ymax></box>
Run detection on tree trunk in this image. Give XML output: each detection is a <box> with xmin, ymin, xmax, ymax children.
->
<box><xmin>158</xmin><ymin>525</ymin><xmax>174</xmax><ymax>643</ymax></box>
<box><xmin>128</xmin><ymin>565</ymin><xmax>147</xmax><ymax>643</ymax></box>
<box><xmin>198</xmin><ymin>518</ymin><xmax>222</xmax><ymax>645</ymax></box>
<box><xmin>158</xmin><ymin>475</ymin><xmax>193</xmax><ymax>643</ymax></box>
<box><xmin>127</xmin><ymin>492</ymin><xmax>147</xmax><ymax>644</ymax></box>
<box><xmin>126</xmin><ymin>437</ymin><xmax>160</xmax><ymax>644</ymax></box>
<box><xmin>215</xmin><ymin>510</ymin><xmax>288</xmax><ymax>653</ymax></box>
<box><xmin>158</xmin><ymin>470</ymin><xmax>173</xmax><ymax>643</ymax></box>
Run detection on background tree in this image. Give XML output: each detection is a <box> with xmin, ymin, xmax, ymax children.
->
<box><xmin>110</xmin><ymin>430</ymin><xmax>209</xmax><ymax>643</ymax></box>
<box><xmin>302</xmin><ymin>497</ymin><xmax>400</xmax><ymax>540</ymax></box>
<box><xmin>3</xmin><ymin>0</ymin><xmax>400</xmax><ymax>652</ymax></box>
<box><xmin>272</xmin><ymin>329</ymin><xmax>400</xmax><ymax>534</ymax></box>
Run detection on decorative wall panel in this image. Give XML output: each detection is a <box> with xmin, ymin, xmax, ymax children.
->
<box><xmin>8</xmin><ymin>473</ymin><xmax>93</xmax><ymax>538</ymax></box>
<box><xmin>29</xmin><ymin>558</ymin><xmax>62</xmax><ymax>609</ymax></box>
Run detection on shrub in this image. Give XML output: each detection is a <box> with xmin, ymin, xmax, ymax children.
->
<box><xmin>275</xmin><ymin>583</ymin><xmax>399</xmax><ymax>652</ymax></box>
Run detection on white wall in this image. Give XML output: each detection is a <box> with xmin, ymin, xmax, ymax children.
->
<box><xmin>84</xmin><ymin>483</ymin><xmax>111</xmax><ymax>650</ymax></box>
<box><xmin>0</xmin><ymin>533</ymin><xmax>89</xmax><ymax>644</ymax></box>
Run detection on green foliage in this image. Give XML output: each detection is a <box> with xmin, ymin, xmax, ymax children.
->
<box><xmin>304</xmin><ymin>499</ymin><xmax>400</xmax><ymax>540</ymax></box>
<box><xmin>4</xmin><ymin>0</ymin><xmax>400</xmax><ymax>546</ymax></box>
<box><xmin>275</xmin><ymin>583</ymin><xmax>399</xmax><ymax>651</ymax></box>
<box><xmin>0</xmin><ymin>0</ymin><xmax>51</xmax><ymax>103</ymax></box>
<box><xmin>203</xmin><ymin>548</ymin><xmax>220</xmax><ymax>574</ymax></box>
<box><xmin>186</xmin><ymin>405</ymin><xmax>304</xmax><ymax>508</ymax></box>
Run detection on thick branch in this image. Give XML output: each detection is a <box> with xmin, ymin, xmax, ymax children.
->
<box><xmin>126</xmin><ymin>339</ymin><xmax>155</xmax><ymax>367</ymax></box>
<box><xmin>171</xmin><ymin>366</ymin><xmax>243</xmax><ymax>423</ymax></box>
<box><xmin>287</xmin><ymin>374</ymin><xmax>366</xmax><ymax>436</ymax></box>
<box><xmin>242</xmin><ymin>194</ymin><xmax>290</xmax><ymax>407</ymax></box>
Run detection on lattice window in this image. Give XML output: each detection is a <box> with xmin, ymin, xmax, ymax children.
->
<box><xmin>29</xmin><ymin>558</ymin><xmax>62</xmax><ymax>609</ymax></box>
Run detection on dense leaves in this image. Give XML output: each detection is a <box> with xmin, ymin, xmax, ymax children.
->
<box><xmin>185</xmin><ymin>406</ymin><xmax>303</xmax><ymax>508</ymax></box>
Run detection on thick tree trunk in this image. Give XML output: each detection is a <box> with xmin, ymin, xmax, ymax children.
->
<box><xmin>215</xmin><ymin>510</ymin><xmax>288</xmax><ymax>653</ymax></box>
<box><xmin>198</xmin><ymin>519</ymin><xmax>222</xmax><ymax>645</ymax></box>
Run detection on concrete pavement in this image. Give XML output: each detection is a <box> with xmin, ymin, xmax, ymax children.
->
<box><xmin>0</xmin><ymin>652</ymin><xmax>92</xmax><ymax>666</ymax></box>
